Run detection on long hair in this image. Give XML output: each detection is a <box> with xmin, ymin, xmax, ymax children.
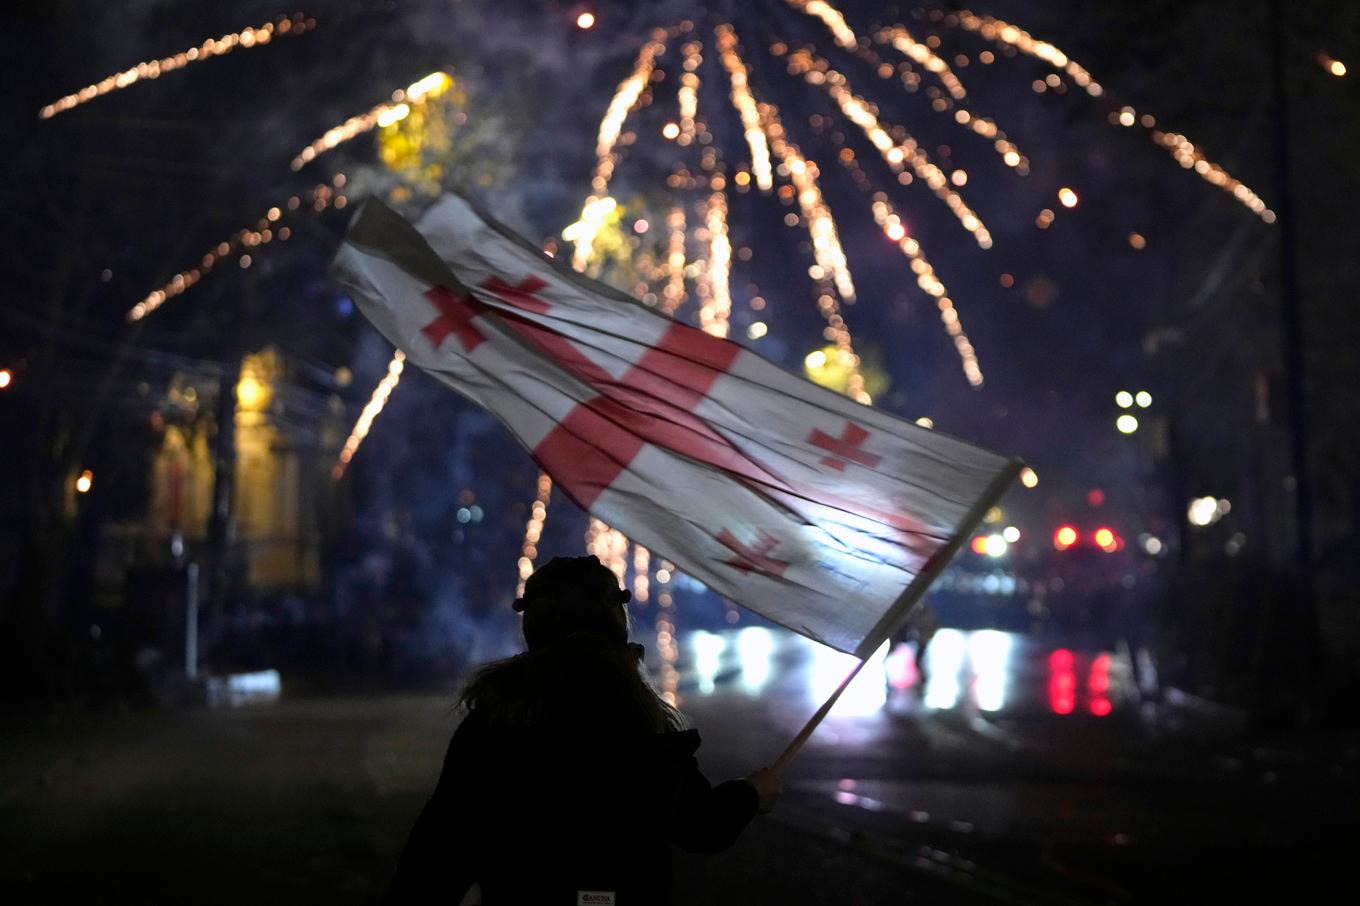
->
<box><xmin>459</xmin><ymin>556</ymin><xmax>681</xmax><ymax>736</ymax></box>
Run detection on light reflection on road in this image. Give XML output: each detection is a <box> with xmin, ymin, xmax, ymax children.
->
<box><xmin>669</xmin><ymin>625</ymin><xmax>1131</xmax><ymax>717</ymax></box>
<box><xmin>809</xmin><ymin>639</ymin><xmax>889</xmax><ymax>716</ymax></box>
<box><xmin>923</xmin><ymin>629</ymin><xmax>966</xmax><ymax>710</ymax></box>
<box><xmin>968</xmin><ymin>629</ymin><xmax>1013</xmax><ymax>712</ymax></box>
<box><xmin>690</xmin><ymin>630</ymin><xmax>726</xmax><ymax>695</ymax></box>
<box><xmin>736</xmin><ymin>626</ymin><xmax>775</xmax><ymax>693</ymax></box>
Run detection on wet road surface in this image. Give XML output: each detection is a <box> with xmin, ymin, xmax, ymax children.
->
<box><xmin>3</xmin><ymin>626</ymin><xmax>1356</xmax><ymax>904</ymax></box>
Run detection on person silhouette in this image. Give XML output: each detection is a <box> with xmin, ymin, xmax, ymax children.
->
<box><xmin>387</xmin><ymin>555</ymin><xmax>781</xmax><ymax>905</ymax></box>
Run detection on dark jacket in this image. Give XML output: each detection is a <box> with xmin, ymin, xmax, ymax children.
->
<box><xmin>388</xmin><ymin>708</ymin><xmax>758</xmax><ymax>904</ymax></box>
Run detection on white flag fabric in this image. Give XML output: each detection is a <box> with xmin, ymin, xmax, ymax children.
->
<box><xmin>333</xmin><ymin>193</ymin><xmax>1020</xmax><ymax>657</ymax></box>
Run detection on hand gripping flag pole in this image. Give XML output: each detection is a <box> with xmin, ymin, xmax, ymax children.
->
<box><xmin>333</xmin><ymin>191</ymin><xmax>1022</xmax><ymax>762</ymax></box>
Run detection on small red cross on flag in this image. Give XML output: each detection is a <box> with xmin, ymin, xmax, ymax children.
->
<box><xmin>716</xmin><ymin>528</ymin><xmax>790</xmax><ymax>578</ymax></box>
<box><xmin>421</xmin><ymin>276</ymin><xmax>553</xmax><ymax>353</ymax></box>
<box><xmin>482</xmin><ymin>275</ymin><xmax>550</xmax><ymax>314</ymax></box>
<box><xmin>421</xmin><ymin>286</ymin><xmax>487</xmax><ymax>352</ymax></box>
<box><xmin>807</xmin><ymin>421</ymin><xmax>881</xmax><ymax>472</ymax></box>
<box><xmin>333</xmin><ymin>193</ymin><xmax>1020</xmax><ymax>657</ymax></box>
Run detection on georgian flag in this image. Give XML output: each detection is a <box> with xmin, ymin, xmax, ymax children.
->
<box><xmin>333</xmin><ymin>193</ymin><xmax>1020</xmax><ymax>657</ymax></box>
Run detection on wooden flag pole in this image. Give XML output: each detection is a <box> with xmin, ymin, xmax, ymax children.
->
<box><xmin>771</xmin><ymin>655</ymin><xmax>869</xmax><ymax>773</ymax></box>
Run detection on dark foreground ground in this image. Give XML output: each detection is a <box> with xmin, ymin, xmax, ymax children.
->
<box><xmin>3</xmin><ymin>628</ymin><xmax>1357</xmax><ymax>904</ymax></box>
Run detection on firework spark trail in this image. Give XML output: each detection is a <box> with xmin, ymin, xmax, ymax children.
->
<box><xmin>587</xmin><ymin>519</ymin><xmax>630</xmax><ymax>583</ymax></box>
<box><xmin>785</xmin><ymin>22</ymin><xmax>1028</xmax><ymax>173</ymax></box>
<box><xmin>677</xmin><ymin>40</ymin><xmax>702</xmax><ymax>145</ymax></box>
<box><xmin>732</xmin><ymin>33</ymin><xmax>857</xmax><ymax>305</ymax></box>
<box><xmin>654</xmin><ymin>560</ymin><xmax>679</xmax><ymax>705</ymax></box>
<box><xmin>830</xmin><ymin>134</ymin><xmax>985</xmax><ymax>387</ymax></box>
<box><xmin>128</xmin><ymin>176</ymin><xmax>346</xmax><ymax>321</ymax></box>
<box><xmin>785</xmin><ymin>0</ymin><xmax>857</xmax><ymax>50</ymax></box>
<box><xmin>763</xmin><ymin>119</ymin><xmax>857</xmax><ymax>303</ymax></box>
<box><xmin>594</xmin><ymin>30</ymin><xmax>667</xmax><ymax>179</ymax></box>
<box><xmin>632</xmin><ymin>544</ymin><xmax>651</xmax><ymax>604</ymax></box>
<box><xmin>860</xmin><ymin>30</ymin><xmax>1028</xmax><ymax>170</ymax></box>
<box><xmin>783</xmin><ymin>48</ymin><xmax>993</xmax><ymax>248</ymax></box>
<box><xmin>781</xmin><ymin>2</ymin><xmax>1029</xmax><ymax>173</ymax></box>
<box><xmin>39</xmin><ymin>14</ymin><xmax>315</xmax><ymax>119</ymax></box>
<box><xmin>568</xmin><ymin>30</ymin><xmax>670</xmax><ymax>270</ymax></box>
<box><xmin>655</xmin><ymin>608</ymin><xmax>680</xmax><ymax>705</ymax></box>
<box><xmin>515</xmin><ymin>472</ymin><xmax>553</xmax><ymax>595</ymax></box>
<box><xmin>662</xmin><ymin>205</ymin><xmax>688</xmax><ymax>314</ymax></box>
<box><xmin>871</xmin><ymin>196</ymin><xmax>983</xmax><ymax>386</ymax></box>
<box><xmin>947</xmin><ymin>9</ymin><xmax>1274</xmax><ymax>222</ymax></box>
<box><xmin>290</xmin><ymin>71</ymin><xmax>453</xmax><ymax>171</ymax></box>
<box><xmin>1144</xmin><ymin>126</ymin><xmax>1275</xmax><ymax>222</ymax></box>
<box><xmin>584</xmin><ymin>518</ymin><xmax>603</xmax><ymax>561</ymax></box>
<box><xmin>949</xmin><ymin>10</ymin><xmax>1102</xmax><ymax>96</ymax></box>
<box><xmin>701</xmin><ymin>188</ymin><xmax>734</xmax><ymax>338</ymax></box>
<box><xmin>757</xmin><ymin>101</ymin><xmax>870</xmax><ymax>404</ymax></box>
<box><xmin>332</xmin><ymin>350</ymin><xmax>405</xmax><ymax>480</ymax></box>
<box><xmin>877</xmin><ymin>25</ymin><xmax>967</xmax><ymax>99</ymax></box>
<box><xmin>714</xmin><ymin>24</ymin><xmax>774</xmax><ymax>191</ymax></box>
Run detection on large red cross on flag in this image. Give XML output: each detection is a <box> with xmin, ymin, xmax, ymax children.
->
<box><xmin>332</xmin><ymin>194</ymin><xmax>1020</xmax><ymax>657</ymax></box>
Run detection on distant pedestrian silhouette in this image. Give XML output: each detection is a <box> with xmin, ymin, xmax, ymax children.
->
<box><xmin>387</xmin><ymin>555</ymin><xmax>780</xmax><ymax>905</ymax></box>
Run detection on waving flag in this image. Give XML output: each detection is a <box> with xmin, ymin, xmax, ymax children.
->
<box><xmin>333</xmin><ymin>193</ymin><xmax>1020</xmax><ymax>657</ymax></box>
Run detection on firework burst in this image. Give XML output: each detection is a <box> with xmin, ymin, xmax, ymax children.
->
<box><xmin>91</xmin><ymin>3</ymin><xmax>1281</xmax><ymax>604</ymax></box>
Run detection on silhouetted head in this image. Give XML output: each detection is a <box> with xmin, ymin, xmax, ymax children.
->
<box><xmin>513</xmin><ymin>555</ymin><xmax>632</xmax><ymax>653</ymax></box>
<box><xmin>461</xmin><ymin>554</ymin><xmax>677</xmax><ymax>734</ymax></box>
